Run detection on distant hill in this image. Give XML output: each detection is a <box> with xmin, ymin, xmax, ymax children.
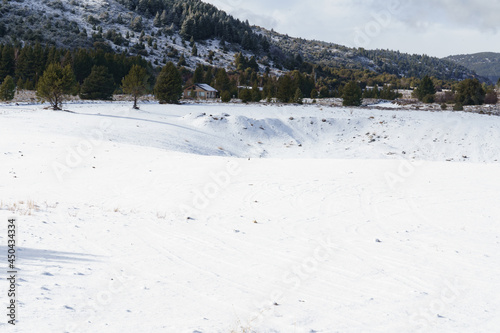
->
<box><xmin>445</xmin><ymin>52</ymin><xmax>500</xmax><ymax>84</ymax></box>
<box><xmin>258</xmin><ymin>27</ymin><xmax>482</xmax><ymax>81</ymax></box>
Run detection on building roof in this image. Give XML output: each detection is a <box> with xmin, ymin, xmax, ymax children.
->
<box><xmin>194</xmin><ymin>83</ymin><xmax>218</xmax><ymax>92</ymax></box>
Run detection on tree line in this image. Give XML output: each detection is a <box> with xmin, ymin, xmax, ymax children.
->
<box><xmin>413</xmin><ymin>75</ymin><xmax>498</xmax><ymax>110</ymax></box>
<box><xmin>1</xmin><ymin>43</ymin><xmax>496</xmax><ymax>109</ymax></box>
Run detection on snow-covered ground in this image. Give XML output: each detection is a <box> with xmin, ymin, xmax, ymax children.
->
<box><xmin>1</xmin><ymin>102</ymin><xmax>499</xmax><ymax>332</ymax></box>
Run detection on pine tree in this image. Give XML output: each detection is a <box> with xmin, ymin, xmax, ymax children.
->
<box><xmin>15</xmin><ymin>45</ymin><xmax>35</xmax><ymax>88</ymax></box>
<box><xmin>192</xmin><ymin>64</ymin><xmax>204</xmax><ymax>84</ymax></box>
<box><xmin>214</xmin><ymin>68</ymin><xmax>230</xmax><ymax>92</ymax></box>
<box><xmin>252</xmin><ymin>83</ymin><xmax>262</xmax><ymax>102</ymax></box>
<box><xmin>0</xmin><ymin>75</ymin><xmax>15</xmax><ymax>101</ymax></box>
<box><xmin>293</xmin><ymin>87</ymin><xmax>303</xmax><ymax>104</ymax></box>
<box><xmin>310</xmin><ymin>89</ymin><xmax>318</xmax><ymax>99</ymax></box>
<box><xmin>0</xmin><ymin>44</ymin><xmax>15</xmax><ymax>82</ymax></box>
<box><xmin>36</xmin><ymin>63</ymin><xmax>76</xmax><ymax>110</ymax></box>
<box><xmin>130</xmin><ymin>16</ymin><xmax>143</xmax><ymax>32</ymax></box>
<box><xmin>277</xmin><ymin>75</ymin><xmax>295</xmax><ymax>103</ymax></box>
<box><xmin>455</xmin><ymin>79</ymin><xmax>485</xmax><ymax>106</ymax></box>
<box><xmin>220</xmin><ymin>90</ymin><xmax>231</xmax><ymax>103</ymax></box>
<box><xmin>153</xmin><ymin>12</ymin><xmax>161</xmax><ymax>27</ymax></box>
<box><xmin>154</xmin><ymin>62</ymin><xmax>182</xmax><ymax>104</ymax></box>
<box><xmin>414</xmin><ymin>75</ymin><xmax>436</xmax><ymax>102</ymax></box>
<box><xmin>342</xmin><ymin>81</ymin><xmax>363</xmax><ymax>106</ymax></box>
<box><xmin>239</xmin><ymin>88</ymin><xmax>251</xmax><ymax>103</ymax></box>
<box><xmin>80</xmin><ymin>66</ymin><xmax>115</xmax><ymax>100</ymax></box>
<box><xmin>191</xmin><ymin>44</ymin><xmax>198</xmax><ymax>57</ymax></box>
<box><xmin>121</xmin><ymin>65</ymin><xmax>149</xmax><ymax>109</ymax></box>
<box><xmin>177</xmin><ymin>54</ymin><xmax>186</xmax><ymax>67</ymax></box>
<box><xmin>160</xmin><ymin>10</ymin><xmax>169</xmax><ymax>25</ymax></box>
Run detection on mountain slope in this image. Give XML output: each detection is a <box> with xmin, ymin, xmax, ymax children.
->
<box><xmin>0</xmin><ymin>0</ymin><xmax>484</xmax><ymax>81</ymax></box>
<box><xmin>445</xmin><ymin>52</ymin><xmax>500</xmax><ymax>84</ymax></box>
<box><xmin>258</xmin><ymin>27</ymin><xmax>482</xmax><ymax>81</ymax></box>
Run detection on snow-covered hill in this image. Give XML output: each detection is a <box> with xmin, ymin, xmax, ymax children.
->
<box><xmin>0</xmin><ymin>0</ymin><xmax>254</xmax><ymax>71</ymax></box>
<box><xmin>0</xmin><ymin>0</ymin><xmax>480</xmax><ymax>80</ymax></box>
<box><xmin>1</xmin><ymin>102</ymin><xmax>500</xmax><ymax>332</ymax></box>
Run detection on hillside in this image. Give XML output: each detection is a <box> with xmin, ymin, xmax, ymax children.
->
<box><xmin>1</xmin><ymin>101</ymin><xmax>500</xmax><ymax>332</ymax></box>
<box><xmin>0</xmin><ymin>0</ymin><xmax>262</xmax><ymax>71</ymax></box>
<box><xmin>0</xmin><ymin>0</ymin><xmax>483</xmax><ymax>81</ymax></box>
<box><xmin>259</xmin><ymin>28</ymin><xmax>482</xmax><ymax>81</ymax></box>
<box><xmin>445</xmin><ymin>52</ymin><xmax>500</xmax><ymax>84</ymax></box>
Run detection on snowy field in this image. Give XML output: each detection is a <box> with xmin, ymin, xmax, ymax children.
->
<box><xmin>1</xmin><ymin>102</ymin><xmax>499</xmax><ymax>333</ymax></box>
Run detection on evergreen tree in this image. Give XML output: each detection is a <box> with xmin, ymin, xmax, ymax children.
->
<box><xmin>293</xmin><ymin>87</ymin><xmax>303</xmax><ymax>104</ymax></box>
<box><xmin>191</xmin><ymin>44</ymin><xmax>198</xmax><ymax>57</ymax></box>
<box><xmin>121</xmin><ymin>65</ymin><xmax>149</xmax><ymax>109</ymax></box>
<box><xmin>80</xmin><ymin>66</ymin><xmax>115</xmax><ymax>100</ymax></box>
<box><xmin>455</xmin><ymin>79</ymin><xmax>485</xmax><ymax>106</ymax></box>
<box><xmin>379</xmin><ymin>84</ymin><xmax>401</xmax><ymax>100</ymax></box>
<box><xmin>36</xmin><ymin>63</ymin><xmax>76</xmax><ymax>110</ymax></box>
<box><xmin>220</xmin><ymin>90</ymin><xmax>231</xmax><ymax>103</ymax></box>
<box><xmin>214</xmin><ymin>68</ymin><xmax>230</xmax><ymax>92</ymax></box>
<box><xmin>0</xmin><ymin>44</ymin><xmax>15</xmax><ymax>82</ymax></box>
<box><xmin>153</xmin><ymin>12</ymin><xmax>161</xmax><ymax>27</ymax></box>
<box><xmin>0</xmin><ymin>75</ymin><xmax>15</xmax><ymax>101</ymax></box>
<box><xmin>154</xmin><ymin>62</ymin><xmax>182</xmax><ymax>104</ymax></box>
<box><xmin>205</xmin><ymin>67</ymin><xmax>215</xmax><ymax>85</ymax></box>
<box><xmin>251</xmin><ymin>83</ymin><xmax>262</xmax><ymax>102</ymax></box>
<box><xmin>310</xmin><ymin>89</ymin><xmax>318</xmax><ymax>99</ymax></box>
<box><xmin>15</xmin><ymin>45</ymin><xmax>35</xmax><ymax>89</ymax></box>
<box><xmin>247</xmin><ymin>56</ymin><xmax>259</xmax><ymax>72</ymax></box>
<box><xmin>239</xmin><ymin>88</ymin><xmax>251</xmax><ymax>103</ymax></box>
<box><xmin>177</xmin><ymin>54</ymin><xmax>186</xmax><ymax>67</ymax></box>
<box><xmin>342</xmin><ymin>81</ymin><xmax>363</xmax><ymax>106</ymax></box>
<box><xmin>414</xmin><ymin>75</ymin><xmax>436</xmax><ymax>102</ymax></box>
<box><xmin>277</xmin><ymin>74</ymin><xmax>295</xmax><ymax>103</ymax></box>
<box><xmin>192</xmin><ymin>64</ymin><xmax>204</xmax><ymax>83</ymax></box>
<box><xmin>130</xmin><ymin>16</ymin><xmax>143</xmax><ymax>32</ymax></box>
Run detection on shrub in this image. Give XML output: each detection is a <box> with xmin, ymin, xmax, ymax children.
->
<box><xmin>220</xmin><ymin>90</ymin><xmax>231</xmax><ymax>103</ymax></box>
<box><xmin>484</xmin><ymin>90</ymin><xmax>498</xmax><ymax>105</ymax></box>
<box><xmin>414</xmin><ymin>76</ymin><xmax>436</xmax><ymax>102</ymax></box>
<box><xmin>436</xmin><ymin>91</ymin><xmax>455</xmax><ymax>104</ymax></box>
<box><xmin>455</xmin><ymin>79</ymin><xmax>485</xmax><ymax>105</ymax></box>
<box><xmin>342</xmin><ymin>81</ymin><xmax>363</xmax><ymax>106</ymax></box>
<box><xmin>422</xmin><ymin>94</ymin><xmax>435</xmax><ymax>103</ymax></box>
<box><xmin>239</xmin><ymin>89</ymin><xmax>251</xmax><ymax>103</ymax></box>
<box><xmin>453</xmin><ymin>103</ymin><xmax>464</xmax><ymax>111</ymax></box>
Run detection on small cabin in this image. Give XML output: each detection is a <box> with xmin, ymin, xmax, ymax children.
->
<box><xmin>184</xmin><ymin>83</ymin><xmax>219</xmax><ymax>100</ymax></box>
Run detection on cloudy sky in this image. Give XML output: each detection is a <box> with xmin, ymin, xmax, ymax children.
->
<box><xmin>203</xmin><ymin>0</ymin><xmax>500</xmax><ymax>58</ymax></box>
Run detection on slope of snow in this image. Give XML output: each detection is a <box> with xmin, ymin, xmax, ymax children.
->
<box><xmin>1</xmin><ymin>102</ymin><xmax>499</xmax><ymax>332</ymax></box>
